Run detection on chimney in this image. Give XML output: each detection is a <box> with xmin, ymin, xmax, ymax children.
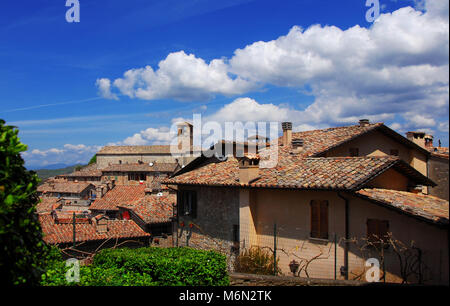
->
<box><xmin>359</xmin><ymin>119</ymin><xmax>370</xmax><ymax>127</ymax></box>
<box><xmin>406</xmin><ymin>131</ymin><xmax>426</xmax><ymax>148</ymax></box>
<box><xmin>94</xmin><ymin>216</ymin><xmax>108</xmax><ymax>233</ymax></box>
<box><xmin>424</xmin><ymin>134</ymin><xmax>433</xmax><ymax>148</ymax></box>
<box><xmin>96</xmin><ymin>186</ymin><xmax>104</xmax><ymax>198</ymax></box>
<box><xmin>238</xmin><ymin>154</ymin><xmax>260</xmax><ymax>185</ymax></box>
<box><xmin>281</xmin><ymin>122</ymin><xmax>292</xmax><ymax>147</ymax></box>
<box><xmin>291</xmin><ymin>138</ymin><xmax>304</xmax><ymax>154</ymax></box>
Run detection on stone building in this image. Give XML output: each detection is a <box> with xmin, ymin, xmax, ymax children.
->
<box><xmin>165</xmin><ymin>120</ymin><xmax>449</xmax><ymax>284</ymax></box>
<box><xmin>101</xmin><ymin>162</ymin><xmax>179</xmax><ymax>186</ymax></box>
<box><xmin>406</xmin><ymin>131</ymin><xmax>449</xmax><ymax>200</ymax></box>
<box><xmin>96</xmin><ymin>122</ymin><xmax>199</xmax><ymax>169</ymax></box>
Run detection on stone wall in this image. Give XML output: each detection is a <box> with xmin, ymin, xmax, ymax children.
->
<box><xmin>176</xmin><ymin>186</ymin><xmax>240</xmax><ymax>270</ymax></box>
<box><xmin>428</xmin><ymin>155</ymin><xmax>449</xmax><ymax>200</ymax></box>
<box><xmin>229</xmin><ymin>273</ymin><xmax>362</xmax><ymax>286</ymax></box>
<box><xmin>96</xmin><ymin>154</ymin><xmax>199</xmax><ymax>169</ymax></box>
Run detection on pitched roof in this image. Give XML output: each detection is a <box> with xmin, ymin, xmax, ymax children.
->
<box><xmin>119</xmin><ymin>194</ymin><xmax>175</xmax><ymax>224</ymax></box>
<box><xmin>36</xmin><ymin>197</ymin><xmax>62</xmax><ymax>214</ymax></box>
<box><xmin>102</xmin><ymin>162</ymin><xmax>179</xmax><ymax>173</ymax></box>
<box><xmin>428</xmin><ymin>146</ymin><xmax>449</xmax><ymax>159</ymax></box>
<box><xmin>62</xmin><ymin>164</ymin><xmax>102</xmax><ymax>177</ymax></box>
<box><xmin>278</xmin><ymin>123</ymin><xmax>430</xmax><ymax>157</ymax></box>
<box><xmin>165</xmin><ymin>155</ymin><xmax>434</xmax><ymax>190</ymax></box>
<box><xmin>89</xmin><ymin>185</ymin><xmax>147</xmax><ymax>211</ymax></box>
<box><xmin>37</xmin><ymin>182</ymin><xmax>94</xmax><ymax>194</ymax></box>
<box><xmin>279</xmin><ymin>123</ymin><xmax>383</xmax><ymax>157</ymax></box>
<box><xmin>355</xmin><ymin>188</ymin><xmax>449</xmax><ymax>226</ymax></box>
<box><xmin>97</xmin><ymin>145</ymin><xmax>173</xmax><ymax>155</ymax></box>
<box><xmin>38</xmin><ymin>214</ymin><xmax>149</xmax><ymax>244</ymax></box>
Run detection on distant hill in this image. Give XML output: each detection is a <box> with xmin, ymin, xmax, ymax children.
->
<box><xmin>33</xmin><ymin>163</ymin><xmax>72</xmax><ymax>170</ymax></box>
<box><xmin>31</xmin><ymin>164</ymin><xmax>85</xmax><ymax>183</ymax></box>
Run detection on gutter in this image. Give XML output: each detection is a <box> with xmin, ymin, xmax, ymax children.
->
<box><xmin>337</xmin><ymin>192</ymin><xmax>349</xmax><ymax>280</ymax></box>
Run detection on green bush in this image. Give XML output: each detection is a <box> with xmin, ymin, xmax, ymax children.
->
<box><xmin>41</xmin><ymin>247</ymin><xmax>229</xmax><ymax>286</ymax></box>
<box><xmin>41</xmin><ymin>262</ymin><xmax>156</xmax><ymax>286</ymax></box>
<box><xmin>0</xmin><ymin>119</ymin><xmax>48</xmax><ymax>285</ymax></box>
<box><xmin>234</xmin><ymin>246</ymin><xmax>279</xmax><ymax>275</ymax></box>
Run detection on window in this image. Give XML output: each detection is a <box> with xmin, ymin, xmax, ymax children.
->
<box><xmin>310</xmin><ymin>200</ymin><xmax>328</xmax><ymax>239</ymax></box>
<box><xmin>128</xmin><ymin>173</ymin><xmax>146</xmax><ymax>181</ymax></box>
<box><xmin>367</xmin><ymin>219</ymin><xmax>389</xmax><ymax>245</ymax></box>
<box><xmin>390</xmin><ymin>149</ymin><xmax>399</xmax><ymax>156</ymax></box>
<box><xmin>177</xmin><ymin>190</ymin><xmax>197</xmax><ymax>218</ymax></box>
<box><xmin>349</xmin><ymin>148</ymin><xmax>359</xmax><ymax>157</ymax></box>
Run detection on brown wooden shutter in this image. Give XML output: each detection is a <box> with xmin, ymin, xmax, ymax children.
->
<box><xmin>320</xmin><ymin>200</ymin><xmax>329</xmax><ymax>239</ymax></box>
<box><xmin>310</xmin><ymin>200</ymin><xmax>320</xmax><ymax>238</ymax></box>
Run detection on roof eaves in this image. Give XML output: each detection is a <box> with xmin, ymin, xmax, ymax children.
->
<box><xmin>351</xmin><ymin>191</ymin><xmax>448</xmax><ymax>228</ymax></box>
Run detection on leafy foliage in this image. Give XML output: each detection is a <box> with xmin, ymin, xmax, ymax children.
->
<box><xmin>234</xmin><ymin>246</ymin><xmax>279</xmax><ymax>275</ymax></box>
<box><xmin>88</xmin><ymin>154</ymin><xmax>97</xmax><ymax>165</ymax></box>
<box><xmin>0</xmin><ymin>119</ymin><xmax>48</xmax><ymax>285</ymax></box>
<box><xmin>41</xmin><ymin>247</ymin><xmax>229</xmax><ymax>286</ymax></box>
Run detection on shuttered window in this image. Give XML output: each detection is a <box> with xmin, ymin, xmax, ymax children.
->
<box><xmin>177</xmin><ymin>190</ymin><xmax>197</xmax><ymax>218</ymax></box>
<box><xmin>367</xmin><ymin>219</ymin><xmax>389</xmax><ymax>244</ymax></box>
<box><xmin>310</xmin><ymin>200</ymin><xmax>329</xmax><ymax>239</ymax></box>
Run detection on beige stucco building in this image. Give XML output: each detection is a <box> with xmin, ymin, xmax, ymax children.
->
<box><xmin>165</xmin><ymin>120</ymin><xmax>449</xmax><ymax>284</ymax></box>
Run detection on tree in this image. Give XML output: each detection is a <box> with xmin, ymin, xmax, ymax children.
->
<box><xmin>88</xmin><ymin>154</ymin><xmax>96</xmax><ymax>165</ymax></box>
<box><xmin>0</xmin><ymin>119</ymin><xmax>47</xmax><ymax>285</ymax></box>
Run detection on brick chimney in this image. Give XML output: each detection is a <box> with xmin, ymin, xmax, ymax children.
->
<box><xmin>95</xmin><ymin>185</ymin><xmax>104</xmax><ymax>198</ymax></box>
<box><xmin>93</xmin><ymin>215</ymin><xmax>108</xmax><ymax>233</ymax></box>
<box><xmin>281</xmin><ymin>122</ymin><xmax>292</xmax><ymax>147</ymax></box>
<box><xmin>359</xmin><ymin>119</ymin><xmax>370</xmax><ymax>127</ymax></box>
<box><xmin>424</xmin><ymin>134</ymin><xmax>434</xmax><ymax>148</ymax></box>
<box><xmin>406</xmin><ymin>131</ymin><xmax>427</xmax><ymax>148</ymax></box>
<box><xmin>238</xmin><ymin>154</ymin><xmax>260</xmax><ymax>185</ymax></box>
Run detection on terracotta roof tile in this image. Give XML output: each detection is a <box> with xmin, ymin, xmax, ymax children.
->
<box><xmin>62</xmin><ymin>164</ymin><xmax>102</xmax><ymax>177</ymax></box>
<box><xmin>428</xmin><ymin>146</ymin><xmax>449</xmax><ymax>159</ymax></box>
<box><xmin>165</xmin><ymin>155</ymin><xmax>430</xmax><ymax>190</ymax></box>
<box><xmin>37</xmin><ymin>182</ymin><xmax>94</xmax><ymax>194</ymax></box>
<box><xmin>102</xmin><ymin>162</ymin><xmax>179</xmax><ymax>173</ymax></box>
<box><xmin>356</xmin><ymin>188</ymin><xmax>449</xmax><ymax>225</ymax></box>
<box><xmin>38</xmin><ymin>214</ymin><xmax>149</xmax><ymax>244</ymax></box>
<box><xmin>120</xmin><ymin>194</ymin><xmax>175</xmax><ymax>224</ymax></box>
<box><xmin>89</xmin><ymin>185</ymin><xmax>146</xmax><ymax>211</ymax></box>
<box><xmin>278</xmin><ymin>123</ymin><xmax>383</xmax><ymax>157</ymax></box>
<box><xmin>36</xmin><ymin>197</ymin><xmax>62</xmax><ymax>214</ymax></box>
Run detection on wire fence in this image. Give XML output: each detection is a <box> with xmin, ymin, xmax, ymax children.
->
<box><xmin>173</xmin><ymin>220</ymin><xmax>447</xmax><ymax>284</ymax></box>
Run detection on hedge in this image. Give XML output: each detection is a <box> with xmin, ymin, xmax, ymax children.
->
<box><xmin>41</xmin><ymin>247</ymin><xmax>229</xmax><ymax>286</ymax></box>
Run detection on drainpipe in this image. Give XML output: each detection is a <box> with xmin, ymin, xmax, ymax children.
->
<box><xmin>338</xmin><ymin>192</ymin><xmax>349</xmax><ymax>280</ymax></box>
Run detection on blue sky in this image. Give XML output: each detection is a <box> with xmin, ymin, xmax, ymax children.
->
<box><xmin>0</xmin><ymin>0</ymin><xmax>448</xmax><ymax>168</ymax></box>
